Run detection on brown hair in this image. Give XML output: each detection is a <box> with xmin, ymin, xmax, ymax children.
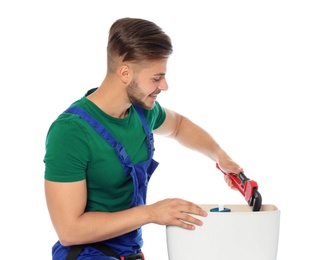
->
<box><xmin>107</xmin><ymin>17</ymin><xmax>173</xmax><ymax>72</ymax></box>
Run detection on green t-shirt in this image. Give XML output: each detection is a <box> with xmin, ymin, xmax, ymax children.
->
<box><xmin>44</xmin><ymin>89</ymin><xmax>166</xmax><ymax>212</ymax></box>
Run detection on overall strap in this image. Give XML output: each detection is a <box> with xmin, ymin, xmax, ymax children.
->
<box><xmin>133</xmin><ymin>105</ymin><xmax>155</xmax><ymax>158</ymax></box>
<box><xmin>64</xmin><ymin>106</ymin><xmax>155</xmax><ymax>170</ymax></box>
<box><xmin>65</xmin><ymin>245</ymin><xmax>85</xmax><ymax>260</ymax></box>
<box><xmin>64</xmin><ymin>106</ymin><xmax>131</xmax><ymax>172</ymax></box>
<box><xmin>66</xmin><ymin>243</ymin><xmax>121</xmax><ymax>260</ymax></box>
<box><xmin>66</xmin><ymin>243</ymin><xmax>144</xmax><ymax>260</ymax></box>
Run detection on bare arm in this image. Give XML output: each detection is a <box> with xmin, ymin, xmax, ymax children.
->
<box><xmin>154</xmin><ymin>108</ymin><xmax>242</xmax><ymax>175</ymax></box>
<box><xmin>45</xmin><ymin>179</ymin><xmax>207</xmax><ymax>246</ymax></box>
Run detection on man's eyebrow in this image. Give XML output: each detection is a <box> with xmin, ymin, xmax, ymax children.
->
<box><xmin>153</xmin><ymin>73</ymin><xmax>166</xmax><ymax>77</ymax></box>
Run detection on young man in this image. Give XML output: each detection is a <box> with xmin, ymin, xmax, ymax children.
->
<box><xmin>44</xmin><ymin>17</ymin><xmax>242</xmax><ymax>260</ymax></box>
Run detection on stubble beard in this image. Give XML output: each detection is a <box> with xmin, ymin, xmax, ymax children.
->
<box><xmin>127</xmin><ymin>80</ymin><xmax>155</xmax><ymax>110</ymax></box>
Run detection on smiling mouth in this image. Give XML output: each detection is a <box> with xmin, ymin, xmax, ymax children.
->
<box><xmin>150</xmin><ymin>90</ymin><xmax>161</xmax><ymax>97</ymax></box>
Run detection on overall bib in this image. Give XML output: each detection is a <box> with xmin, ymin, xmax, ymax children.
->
<box><xmin>52</xmin><ymin>105</ymin><xmax>159</xmax><ymax>260</ymax></box>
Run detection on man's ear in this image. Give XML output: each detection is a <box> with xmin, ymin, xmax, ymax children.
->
<box><xmin>119</xmin><ymin>64</ymin><xmax>132</xmax><ymax>84</ymax></box>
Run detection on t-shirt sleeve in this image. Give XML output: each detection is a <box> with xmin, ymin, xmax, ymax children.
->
<box><xmin>149</xmin><ymin>101</ymin><xmax>166</xmax><ymax>130</ymax></box>
<box><xmin>44</xmin><ymin>116</ymin><xmax>90</xmax><ymax>182</ymax></box>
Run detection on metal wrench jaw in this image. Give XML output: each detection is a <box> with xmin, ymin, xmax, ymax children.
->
<box><xmin>229</xmin><ymin>174</ymin><xmax>262</xmax><ymax>211</ymax></box>
<box><xmin>242</xmin><ymin>177</ymin><xmax>262</xmax><ymax>211</ymax></box>
<box><xmin>250</xmin><ymin>188</ymin><xmax>262</xmax><ymax>212</ymax></box>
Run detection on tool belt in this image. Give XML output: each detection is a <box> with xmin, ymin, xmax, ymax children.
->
<box><xmin>66</xmin><ymin>242</ymin><xmax>144</xmax><ymax>260</ymax></box>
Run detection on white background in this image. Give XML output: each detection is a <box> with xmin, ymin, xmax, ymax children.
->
<box><xmin>1</xmin><ymin>0</ymin><xmax>322</xmax><ymax>259</ymax></box>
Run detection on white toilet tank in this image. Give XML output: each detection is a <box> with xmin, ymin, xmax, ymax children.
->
<box><xmin>166</xmin><ymin>204</ymin><xmax>280</xmax><ymax>260</ymax></box>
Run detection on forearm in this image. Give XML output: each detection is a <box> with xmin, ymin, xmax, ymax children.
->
<box><xmin>155</xmin><ymin>109</ymin><xmax>241</xmax><ymax>174</ymax></box>
<box><xmin>58</xmin><ymin>205</ymin><xmax>151</xmax><ymax>246</ymax></box>
<box><xmin>170</xmin><ymin>116</ymin><xmax>229</xmax><ymax>162</ymax></box>
<box><xmin>174</xmin><ymin>116</ymin><xmax>243</xmax><ymax>175</ymax></box>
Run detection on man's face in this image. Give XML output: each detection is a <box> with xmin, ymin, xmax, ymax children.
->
<box><xmin>127</xmin><ymin>59</ymin><xmax>168</xmax><ymax>110</ymax></box>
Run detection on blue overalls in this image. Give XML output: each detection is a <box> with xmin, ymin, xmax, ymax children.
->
<box><xmin>52</xmin><ymin>105</ymin><xmax>159</xmax><ymax>260</ymax></box>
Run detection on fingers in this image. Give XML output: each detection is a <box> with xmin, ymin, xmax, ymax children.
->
<box><xmin>175</xmin><ymin>201</ymin><xmax>208</xmax><ymax>230</ymax></box>
<box><xmin>177</xmin><ymin>200</ymin><xmax>208</xmax><ymax>217</ymax></box>
<box><xmin>175</xmin><ymin>211</ymin><xmax>205</xmax><ymax>230</ymax></box>
<box><xmin>217</xmin><ymin>160</ymin><xmax>242</xmax><ymax>190</ymax></box>
<box><xmin>168</xmin><ymin>198</ymin><xmax>208</xmax><ymax>217</ymax></box>
<box><xmin>217</xmin><ymin>159</ymin><xmax>242</xmax><ymax>175</ymax></box>
<box><xmin>149</xmin><ymin>198</ymin><xmax>208</xmax><ymax>230</ymax></box>
<box><xmin>224</xmin><ymin>175</ymin><xmax>238</xmax><ymax>190</ymax></box>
